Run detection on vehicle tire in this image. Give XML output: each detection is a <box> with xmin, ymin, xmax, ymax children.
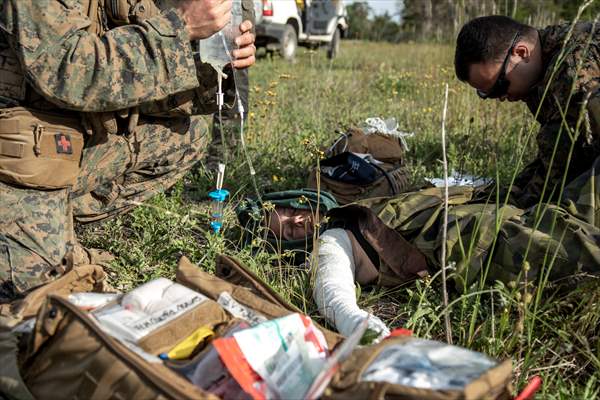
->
<box><xmin>280</xmin><ymin>24</ymin><xmax>298</xmax><ymax>61</ymax></box>
<box><xmin>327</xmin><ymin>27</ymin><xmax>341</xmax><ymax>59</ymax></box>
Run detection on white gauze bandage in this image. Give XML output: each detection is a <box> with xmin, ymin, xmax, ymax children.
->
<box><xmin>313</xmin><ymin>229</ymin><xmax>389</xmax><ymax>339</ymax></box>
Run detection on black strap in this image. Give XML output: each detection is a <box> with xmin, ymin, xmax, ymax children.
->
<box><xmin>325</xmin><ymin>217</ymin><xmax>379</xmax><ymax>269</ymax></box>
<box><xmin>367</xmin><ymin>157</ymin><xmax>400</xmax><ymax>195</ymax></box>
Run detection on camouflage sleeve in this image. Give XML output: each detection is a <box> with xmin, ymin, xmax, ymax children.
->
<box><xmin>139</xmin><ymin>0</ymin><xmax>256</xmax><ymax>118</ymax></box>
<box><xmin>138</xmin><ymin>55</ymin><xmax>221</xmax><ymax>117</ymax></box>
<box><xmin>0</xmin><ymin>0</ymin><xmax>200</xmax><ymax>112</ymax></box>
<box><xmin>514</xmin><ymin>113</ymin><xmax>598</xmax><ymax>208</ymax></box>
<box><xmin>515</xmin><ymin>26</ymin><xmax>600</xmax><ymax>207</ymax></box>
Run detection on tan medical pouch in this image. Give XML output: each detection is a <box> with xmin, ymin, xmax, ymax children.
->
<box><xmin>0</xmin><ymin>107</ymin><xmax>84</xmax><ymax>189</ymax></box>
<box><xmin>0</xmin><ymin>264</ymin><xmax>111</xmax><ymax>400</ymax></box>
<box><xmin>0</xmin><ymin>264</ymin><xmax>108</xmax><ymax>329</ymax></box>
<box><xmin>323</xmin><ymin>336</ymin><xmax>513</xmax><ymax>400</ymax></box>
<box><xmin>307</xmin><ymin>127</ymin><xmax>420</xmax><ymax>205</ymax></box>
<box><xmin>22</xmin><ymin>295</ymin><xmax>217</xmax><ymax>400</ymax></box>
<box><xmin>311</xmin><ymin>166</ymin><xmax>413</xmax><ymax>205</ymax></box>
<box><xmin>18</xmin><ymin>255</ymin><xmax>342</xmax><ymax>399</ymax></box>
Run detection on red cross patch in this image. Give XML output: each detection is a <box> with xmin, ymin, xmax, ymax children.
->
<box><xmin>54</xmin><ymin>133</ymin><xmax>72</xmax><ymax>154</ymax></box>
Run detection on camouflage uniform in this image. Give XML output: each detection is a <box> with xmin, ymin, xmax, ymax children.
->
<box><xmin>0</xmin><ymin>0</ymin><xmax>222</xmax><ymax>300</ymax></box>
<box><xmin>514</xmin><ymin>22</ymin><xmax>600</xmax><ymax>208</ymax></box>
<box><xmin>362</xmin><ymin>154</ymin><xmax>600</xmax><ymax>289</ymax></box>
<box><xmin>325</xmin><ymin>154</ymin><xmax>600</xmax><ymax>291</ymax></box>
<box><xmin>326</xmin><ymin>22</ymin><xmax>600</xmax><ymax>289</ymax></box>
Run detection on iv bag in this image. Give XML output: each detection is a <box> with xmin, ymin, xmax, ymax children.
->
<box><xmin>199</xmin><ymin>0</ymin><xmax>243</xmax><ymax>72</ymax></box>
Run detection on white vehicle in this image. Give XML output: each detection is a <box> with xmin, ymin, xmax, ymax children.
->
<box><xmin>254</xmin><ymin>0</ymin><xmax>348</xmax><ymax>60</ymax></box>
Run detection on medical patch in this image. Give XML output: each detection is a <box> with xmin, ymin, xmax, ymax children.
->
<box><xmin>55</xmin><ymin>133</ymin><xmax>73</xmax><ymax>154</ymax></box>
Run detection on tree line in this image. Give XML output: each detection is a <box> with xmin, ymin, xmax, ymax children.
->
<box><xmin>346</xmin><ymin>0</ymin><xmax>600</xmax><ymax>43</ymax></box>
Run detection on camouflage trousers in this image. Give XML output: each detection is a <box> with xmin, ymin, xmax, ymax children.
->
<box><xmin>0</xmin><ymin>115</ymin><xmax>208</xmax><ymax>300</ymax></box>
<box><xmin>365</xmin><ymin>156</ymin><xmax>600</xmax><ymax>289</ymax></box>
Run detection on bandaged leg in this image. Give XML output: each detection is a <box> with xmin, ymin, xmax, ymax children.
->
<box><xmin>313</xmin><ymin>229</ymin><xmax>389</xmax><ymax>339</ymax></box>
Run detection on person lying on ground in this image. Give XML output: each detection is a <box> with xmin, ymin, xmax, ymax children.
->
<box><xmin>313</xmin><ymin>15</ymin><xmax>600</xmax><ymax>340</ymax></box>
<box><xmin>0</xmin><ymin>0</ymin><xmax>257</xmax><ymax>304</ymax></box>
<box><xmin>250</xmin><ymin>167</ymin><xmax>600</xmax><ymax>340</ymax></box>
<box><xmin>254</xmin><ymin>201</ymin><xmax>399</xmax><ymax>338</ymax></box>
<box><xmin>313</xmin><ymin>178</ymin><xmax>600</xmax><ymax>340</ymax></box>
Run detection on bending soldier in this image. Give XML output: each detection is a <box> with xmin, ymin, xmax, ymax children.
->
<box><xmin>312</xmin><ymin>16</ymin><xmax>600</xmax><ymax>339</ymax></box>
<box><xmin>0</xmin><ymin>0</ymin><xmax>257</xmax><ymax>302</ymax></box>
<box><xmin>455</xmin><ymin>16</ymin><xmax>600</xmax><ymax>208</ymax></box>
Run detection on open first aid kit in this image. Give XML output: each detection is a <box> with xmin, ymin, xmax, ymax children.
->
<box><xmin>6</xmin><ymin>255</ymin><xmax>513</xmax><ymax>400</ymax></box>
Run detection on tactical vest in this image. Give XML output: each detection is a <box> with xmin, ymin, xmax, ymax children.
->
<box><xmin>0</xmin><ymin>0</ymin><xmax>254</xmax><ymax>188</ymax></box>
<box><xmin>0</xmin><ymin>0</ymin><xmax>162</xmax><ymax>188</ymax></box>
<box><xmin>0</xmin><ymin>28</ymin><xmax>26</xmax><ymax>108</ymax></box>
<box><xmin>0</xmin><ymin>0</ymin><xmax>160</xmax><ymax>109</ymax></box>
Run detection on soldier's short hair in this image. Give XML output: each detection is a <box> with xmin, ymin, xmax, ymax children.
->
<box><xmin>454</xmin><ymin>15</ymin><xmax>537</xmax><ymax>82</ymax></box>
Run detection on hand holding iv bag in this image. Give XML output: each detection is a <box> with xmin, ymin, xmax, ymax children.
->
<box><xmin>198</xmin><ymin>0</ymin><xmax>244</xmax><ymax>73</ymax></box>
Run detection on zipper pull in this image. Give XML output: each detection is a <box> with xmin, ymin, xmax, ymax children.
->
<box><xmin>0</xmin><ymin>107</ymin><xmax>15</xmax><ymax>119</ymax></box>
<box><xmin>33</xmin><ymin>123</ymin><xmax>44</xmax><ymax>156</ymax></box>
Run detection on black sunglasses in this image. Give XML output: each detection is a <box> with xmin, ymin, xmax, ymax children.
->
<box><xmin>477</xmin><ymin>32</ymin><xmax>520</xmax><ymax>99</ymax></box>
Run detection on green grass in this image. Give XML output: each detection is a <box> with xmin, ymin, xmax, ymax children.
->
<box><xmin>79</xmin><ymin>40</ymin><xmax>600</xmax><ymax>398</ymax></box>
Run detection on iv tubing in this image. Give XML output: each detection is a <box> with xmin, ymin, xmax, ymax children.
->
<box><xmin>216</xmin><ymin>71</ymin><xmax>229</xmax><ymax>166</ymax></box>
<box><xmin>235</xmin><ymin>84</ymin><xmax>262</xmax><ymax>203</ymax></box>
<box><xmin>221</xmin><ymin>28</ymin><xmax>263</xmax><ymax>203</ymax></box>
<box><xmin>206</xmin><ymin>23</ymin><xmax>263</xmax><ymax>203</ymax></box>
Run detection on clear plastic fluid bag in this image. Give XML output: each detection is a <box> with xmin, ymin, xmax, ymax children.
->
<box><xmin>361</xmin><ymin>339</ymin><xmax>497</xmax><ymax>390</ymax></box>
<box><xmin>199</xmin><ymin>0</ymin><xmax>243</xmax><ymax>72</ymax></box>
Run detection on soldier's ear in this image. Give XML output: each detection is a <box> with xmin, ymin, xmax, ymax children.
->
<box><xmin>514</xmin><ymin>42</ymin><xmax>532</xmax><ymax>62</ymax></box>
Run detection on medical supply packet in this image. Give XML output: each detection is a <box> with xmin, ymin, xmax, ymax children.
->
<box><xmin>165</xmin><ymin>321</ymin><xmax>253</xmax><ymax>398</ymax></box>
<box><xmin>322</xmin><ymin>335</ymin><xmax>513</xmax><ymax>400</ymax></box>
<box><xmin>214</xmin><ymin>313</ymin><xmax>329</xmax><ymax>399</ymax></box>
<box><xmin>217</xmin><ymin>291</ymin><xmax>268</xmax><ymax>326</ymax></box>
<box><xmin>361</xmin><ymin>338</ymin><xmax>497</xmax><ymax>390</ymax></box>
<box><xmin>304</xmin><ymin>318</ymin><xmax>369</xmax><ymax>400</ymax></box>
<box><xmin>92</xmin><ymin>278</ymin><xmax>208</xmax><ymax>342</ymax></box>
<box><xmin>68</xmin><ymin>292</ymin><xmax>120</xmax><ymax>310</ymax></box>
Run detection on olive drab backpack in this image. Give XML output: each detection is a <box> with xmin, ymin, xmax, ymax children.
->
<box><xmin>236</xmin><ymin>189</ymin><xmax>339</xmax><ymax>262</ymax></box>
<box><xmin>307</xmin><ymin>124</ymin><xmax>426</xmax><ymax>205</ymax></box>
